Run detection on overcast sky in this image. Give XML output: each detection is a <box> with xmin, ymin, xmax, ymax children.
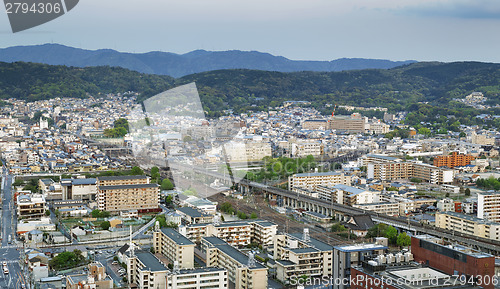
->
<box><xmin>1</xmin><ymin>0</ymin><xmax>500</xmax><ymax>62</ymax></box>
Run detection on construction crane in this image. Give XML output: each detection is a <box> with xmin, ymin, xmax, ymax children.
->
<box><xmin>328</xmin><ymin>104</ymin><xmax>337</xmax><ymax>122</ymax></box>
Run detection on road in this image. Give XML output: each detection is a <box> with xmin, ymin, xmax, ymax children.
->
<box><xmin>0</xmin><ymin>167</ymin><xmax>27</xmax><ymax>289</ymax></box>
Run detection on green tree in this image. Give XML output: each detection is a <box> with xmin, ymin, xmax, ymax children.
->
<box><xmin>250</xmin><ymin>212</ymin><xmax>258</xmax><ymax>219</ymax></box>
<box><xmin>91</xmin><ymin>210</ymin><xmax>110</xmax><ymax>218</ymax></box>
<box><xmin>331</xmin><ymin>223</ymin><xmax>347</xmax><ymax>232</ymax></box>
<box><xmin>385</xmin><ymin>226</ymin><xmax>398</xmax><ymax>244</ymax></box>
<box><xmin>155</xmin><ymin>214</ymin><xmax>167</xmax><ymax>228</ymax></box>
<box><xmin>48</xmin><ymin>250</ymin><xmax>86</xmax><ymax>270</ymax></box>
<box><xmin>45</xmin><ymin>210</ymin><xmax>51</xmax><ymax>216</ymax></box>
<box><xmin>396</xmin><ymin>232</ymin><xmax>411</xmax><ymax>247</ymax></box>
<box><xmin>100</xmin><ymin>221</ymin><xmax>111</xmax><ymax>230</ymax></box>
<box><xmin>151</xmin><ymin>166</ymin><xmax>160</xmax><ymax>181</ymax></box>
<box><xmin>114</xmin><ymin>118</ymin><xmax>129</xmax><ymax>132</ymax></box>
<box><xmin>464</xmin><ymin>188</ymin><xmax>471</xmax><ymax>196</ymax></box>
<box><xmin>237</xmin><ymin>211</ymin><xmax>247</xmax><ymax>219</ymax></box>
<box><xmin>418</xmin><ymin>127</ymin><xmax>431</xmax><ymax>136</ymax></box>
<box><xmin>131</xmin><ymin>166</ymin><xmax>144</xmax><ymax>175</ymax></box>
<box><xmin>13</xmin><ymin>179</ymin><xmax>24</xmax><ymax>186</ymax></box>
<box><xmin>161</xmin><ymin>179</ymin><xmax>174</xmax><ymax>190</ymax></box>
<box><xmin>165</xmin><ymin>195</ymin><xmax>174</xmax><ymax>205</ymax></box>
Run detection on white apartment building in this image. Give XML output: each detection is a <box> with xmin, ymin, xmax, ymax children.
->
<box><xmin>223</xmin><ymin>141</ymin><xmax>272</xmax><ymax>162</ymax></box>
<box><xmin>287</xmin><ymin>139</ymin><xmax>323</xmax><ymax>158</ymax></box>
<box><xmin>16</xmin><ymin>193</ymin><xmax>46</xmax><ymax>220</ymax></box>
<box><xmin>436</xmin><ymin>211</ymin><xmax>500</xmax><ymax>241</ymax></box>
<box><xmin>127</xmin><ymin>251</ymin><xmax>169</xmax><ymax>289</ymax></box>
<box><xmin>368</xmin><ymin>122</ymin><xmax>390</xmax><ymax>134</ymax></box>
<box><xmin>273</xmin><ymin>231</ymin><xmax>333</xmax><ymax>284</ymax></box>
<box><xmin>441</xmin><ymin>184</ymin><xmax>460</xmax><ymax>195</ymax></box>
<box><xmin>166</xmin><ymin>267</ymin><xmax>228</xmax><ymax>289</ymax></box>
<box><xmin>315</xmin><ymin>184</ymin><xmax>375</xmax><ymax>206</ymax></box>
<box><xmin>289</xmin><ymin>172</ymin><xmax>351</xmax><ymax>191</ymax></box>
<box><xmin>353</xmin><ymin>202</ymin><xmax>400</xmax><ymax>216</ymax></box>
<box><xmin>437</xmin><ymin>198</ymin><xmax>455</xmax><ymax>212</ymax></box>
<box><xmin>201</xmin><ymin>237</ymin><xmax>268</xmax><ymax>289</ymax></box>
<box><xmin>60</xmin><ymin>177</ymin><xmax>97</xmax><ymax>200</ymax></box>
<box><xmin>478</xmin><ymin>191</ymin><xmax>500</xmax><ymax>222</ymax></box>
<box><xmin>178</xmin><ymin>220</ymin><xmax>278</xmax><ymax>247</ymax></box>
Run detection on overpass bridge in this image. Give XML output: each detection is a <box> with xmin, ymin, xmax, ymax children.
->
<box><xmin>168</xmin><ymin>163</ymin><xmax>500</xmax><ymax>255</ymax></box>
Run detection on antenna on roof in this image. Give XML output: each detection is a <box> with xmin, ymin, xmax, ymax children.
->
<box><xmin>173</xmin><ymin>261</ymin><xmax>180</xmax><ymax>274</ymax></box>
<box><xmin>213</xmin><ymin>213</ymin><xmax>221</xmax><ymax>226</ymax></box>
<box><xmin>303</xmin><ymin>228</ymin><xmax>310</xmax><ymax>243</ymax></box>
<box><xmin>247</xmin><ymin>252</ymin><xmax>256</xmax><ymax>268</ymax></box>
<box><xmin>129</xmin><ymin>225</ymin><xmax>134</xmax><ymax>258</ymax></box>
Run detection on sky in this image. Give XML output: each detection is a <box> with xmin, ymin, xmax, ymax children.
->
<box><xmin>1</xmin><ymin>0</ymin><xmax>500</xmax><ymax>62</ymax></box>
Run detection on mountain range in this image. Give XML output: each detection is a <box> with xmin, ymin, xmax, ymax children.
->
<box><xmin>0</xmin><ymin>44</ymin><xmax>416</xmax><ymax>77</ymax></box>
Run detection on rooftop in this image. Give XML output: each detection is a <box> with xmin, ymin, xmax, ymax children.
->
<box><xmin>99</xmin><ymin>183</ymin><xmax>159</xmax><ymax>190</ymax></box>
<box><xmin>215</xmin><ymin>244</ymin><xmax>266</xmax><ymax>269</ymax></box>
<box><xmin>97</xmin><ymin>175</ymin><xmax>149</xmax><ymax>181</ymax></box>
<box><xmin>136</xmin><ymin>251</ymin><xmax>168</xmax><ymax>272</ymax></box>
<box><xmin>293</xmin><ymin>171</ymin><xmax>342</xmax><ymax>177</ymax></box>
<box><xmin>438</xmin><ymin>211</ymin><xmax>498</xmax><ymax>225</ymax></box>
<box><xmin>289</xmin><ymin>233</ymin><xmax>333</xmax><ymax>252</ymax></box>
<box><xmin>160</xmin><ymin>228</ymin><xmax>195</xmax><ymax>246</ymax></box>
<box><xmin>333</xmin><ymin>184</ymin><xmax>367</xmax><ymax>195</ymax></box>
<box><xmin>177</xmin><ymin>207</ymin><xmax>210</xmax><ymax>218</ymax></box>
<box><xmin>334</xmin><ymin>243</ymin><xmax>387</xmax><ymax>253</ymax></box>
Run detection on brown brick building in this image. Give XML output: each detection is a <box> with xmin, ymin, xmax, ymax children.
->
<box><xmin>96</xmin><ymin>175</ymin><xmax>160</xmax><ymax>213</ymax></box>
<box><xmin>411</xmin><ymin>235</ymin><xmax>494</xmax><ymax>289</ymax></box>
<box><xmin>433</xmin><ymin>152</ymin><xmax>475</xmax><ymax>168</ymax></box>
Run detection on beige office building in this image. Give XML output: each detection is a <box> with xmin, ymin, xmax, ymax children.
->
<box><xmin>96</xmin><ymin>175</ymin><xmax>159</xmax><ymax>212</ymax></box>
<box><xmin>179</xmin><ymin>220</ymin><xmax>278</xmax><ymax>247</ymax></box>
<box><xmin>127</xmin><ymin>251</ymin><xmax>169</xmax><ymax>289</ymax></box>
<box><xmin>273</xmin><ymin>231</ymin><xmax>333</xmax><ymax>284</ymax></box>
<box><xmin>436</xmin><ymin>211</ymin><xmax>500</xmax><ymax>241</ymax></box>
<box><xmin>328</xmin><ymin>114</ymin><xmax>367</xmax><ymax>133</ymax></box>
<box><xmin>223</xmin><ymin>141</ymin><xmax>272</xmax><ymax>162</ymax></box>
<box><xmin>201</xmin><ymin>237</ymin><xmax>268</xmax><ymax>289</ymax></box>
<box><xmin>289</xmin><ymin>172</ymin><xmax>351</xmax><ymax>191</ymax></box>
<box><xmin>154</xmin><ymin>228</ymin><xmax>195</xmax><ymax>269</ymax></box>
<box><xmin>365</xmin><ymin>154</ymin><xmax>453</xmax><ymax>184</ymax></box>
<box><xmin>287</xmin><ymin>139</ymin><xmax>323</xmax><ymax>158</ymax></box>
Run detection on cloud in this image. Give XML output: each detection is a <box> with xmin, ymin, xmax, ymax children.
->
<box><xmin>392</xmin><ymin>0</ymin><xmax>500</xmax><ymax>19</ymax></box>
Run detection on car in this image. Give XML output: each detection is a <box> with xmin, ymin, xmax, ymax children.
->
<box><xmin>118</xmin><ymin>269</ymin><xmax>126</xmax><ymax>273</ymax></box>
<box><xmin>112</xmin><ymin>261</ymin><xmax>118</xmax><ymax>265</ymax></box>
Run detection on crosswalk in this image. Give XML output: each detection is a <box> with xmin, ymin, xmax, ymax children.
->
<box><xmin>0</xmin><ymin>245</ymin><xmax>19</xmax><ymax>250</ymax></box>
<box><xmin>0</xmin><ymin>260</ymin><xmax>18</xmax><ymax>264</ymax></box>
